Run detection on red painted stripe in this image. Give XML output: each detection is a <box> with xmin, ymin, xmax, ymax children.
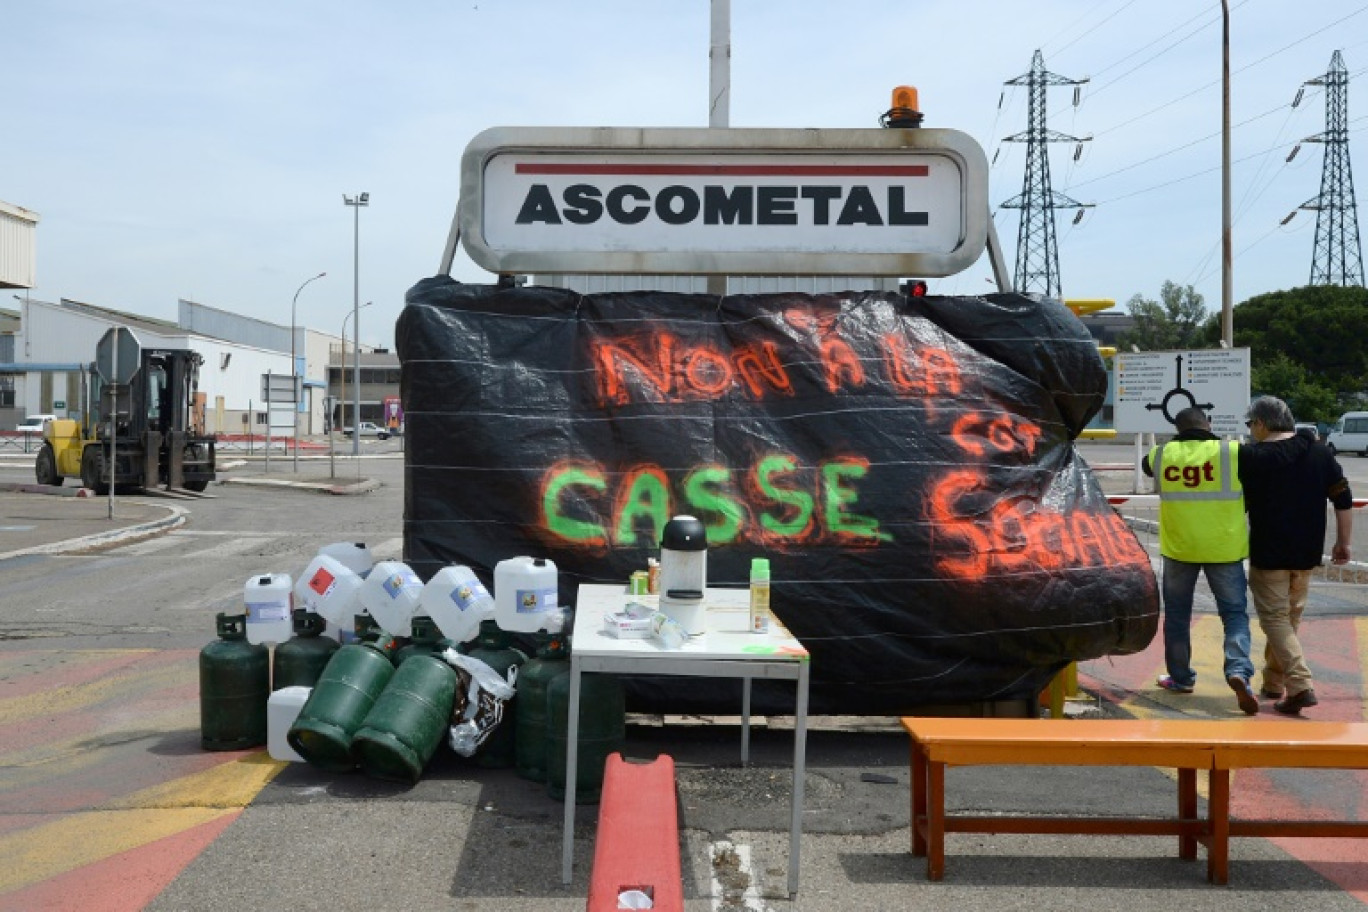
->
<box><xmin>0</xmin><ymin>811</ymin><xmax>239</xmax><ymax>912</ymax></box>
<box><xmin>0</xmin><ymin>747</ymin><xmax>239</xmax><ymax>827</ymax></box>
<box><xmin>0</xmin><ymin>649</ymin><xmax>194</xmax><ymax>699</ymax></box>
<box><xmin>515</xmin><ymin>163</ymin><xmax>930</xmax><ymax>177</ymax></box>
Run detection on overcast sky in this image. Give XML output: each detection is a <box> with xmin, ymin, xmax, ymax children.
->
<box><xmin>4</xmin><ymin>1</ymin><xmax>1366</xmax><ymax>348</ymax></box>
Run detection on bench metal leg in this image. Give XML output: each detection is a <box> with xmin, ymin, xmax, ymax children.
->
<box><xmin>1208</xmin><ymin>770</ymin><xmax>1230</xmax><ymax>884</ymax></box>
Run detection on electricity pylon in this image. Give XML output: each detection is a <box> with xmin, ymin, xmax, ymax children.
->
<box><xmin>1301</xmin><ymin>50</ymin><xmax>1364</xmax><ymax>287</ymax></box>
<box><xmin>1000</xmin><ymin>50</ymin><xmax>1092</xmax><ymax>299</ymax></box>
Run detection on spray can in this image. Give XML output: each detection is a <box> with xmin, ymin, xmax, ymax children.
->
<box><xmin>749</xmin><ymin>558</ymin><xmax>771</xmax><ymax>634</ymax></box>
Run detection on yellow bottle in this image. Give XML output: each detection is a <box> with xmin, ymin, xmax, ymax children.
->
<box><xmin>749</xmin><ymin>558</ymin><xmax>771</xmax><ymax>634</ymax></box>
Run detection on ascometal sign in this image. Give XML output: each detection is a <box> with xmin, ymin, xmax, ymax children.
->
<box><xmin>456</xmin><ymin>127</ymin><xmax>988</xmax><ymax>277</ymax></box>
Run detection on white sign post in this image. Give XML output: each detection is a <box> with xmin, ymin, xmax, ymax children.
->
<box><xmin>1114</xmin><ymin>349</ymin><xmax>1251</xmax><ymax>437</ymax></box>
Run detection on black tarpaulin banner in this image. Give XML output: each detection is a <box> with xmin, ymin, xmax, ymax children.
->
<box><xmin>397</xmin><ymin>276</ymin><xmax>1158</xmax><ymax>714</ymax></box>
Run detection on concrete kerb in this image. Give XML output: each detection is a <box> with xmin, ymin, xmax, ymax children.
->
<box><xmin>0</xmin><ymin>497</ymin><xmax>188</xmax><ymax>560</ymax></box>
<box><xmin>216</xmin><ymin>476</ymin><xmax>381</xmax><ymax>495</ymax></box>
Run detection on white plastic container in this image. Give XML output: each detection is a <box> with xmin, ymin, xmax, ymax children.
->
<box><xmin>493</xmin><ymin>556</ymin><xmax>559</xmax><ymax>633</ymax></box>
<box><xmin>420</xmin><ymin>565</ymin><xmax>495</xmax><ymax>644</ymax></box>
<box><xmin>267</xmin><ymin>686</ymin><xmax>311</xmax><ymax>762</ymax></box>
<box><xmin>244</xmin><ymin>573</ymin><xmax>293</xmax><ymax>645</ymax></box>
<box><xmin>294</xmin><ymin>553</ymin><xmax>364</xmax><ymax>628</ymax></box>
<box><xmin>320</xmin><ymin>541</ymin><xmax>374</xmax><ymax>578</ymax></box>
<box><xmin>358</xmin><ymin>560</ymin><xmax>424</xmax><ymax>637</ymax></box>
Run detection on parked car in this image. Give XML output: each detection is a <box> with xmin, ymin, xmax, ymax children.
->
<box><xmin>1325</xmin><ymin>411</ymin><xmax>1368</xmax><ymax>456</ymax></box>
<box><xmin>1294</xmin><ymin>422</ymin><xmax>1321</xmax><ymax>441</ymax></box>
<box><xmin>15</xmin><ymin>414</ymin><xmax>57</xmax><ymax>434</ymax></box>
<box><xmin>343</xmin><ymin>421</ymin><xmax>390</xmax><ymax>440</ymax></box>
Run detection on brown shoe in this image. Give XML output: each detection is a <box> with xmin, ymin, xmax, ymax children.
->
<box><xmin>1273</xmin><ymin>689</ymin><xmax>1319</xmax><ymax>715</ymax></box>
<box><xmin>1259</xmin><ymin>686</ymin><xmax>1282</xmax><ymax>700</ymax></box>
<box><xmin>1227</xmin><ymin>676</ymin><xmax>1259</xmax><ymax>715</ymax></box>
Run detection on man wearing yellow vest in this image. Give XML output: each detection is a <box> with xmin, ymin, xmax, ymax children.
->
<box><xmin>1143</xmin><ymin>406</ymin><xmax>1259</xmax><ymax>715</ymax></box>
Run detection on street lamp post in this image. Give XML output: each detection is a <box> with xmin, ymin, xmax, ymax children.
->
<box><xmin>343</xmin><ymin>192</ymin><xmax>369</xmax><ymax>457</ymax></box>
<box><xmin>334</xmin><ymin>301</ymin><xmax>373</xmax><ymax>478</ymax></box>
<box><xmin>290</xmin><ymin>271</ymin><xmax>326</xmax><ymax>472</ymax></box>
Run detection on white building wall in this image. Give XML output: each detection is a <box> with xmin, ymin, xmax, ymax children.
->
<box><xmin>0</xmin><ymin>201</ymin><xmax>39</xmax><ymax>290</ymax></box>
<box><xmin>18</xmin><ymin>300</ymin><xmax>292</xmax><ymax>434</ymax></box>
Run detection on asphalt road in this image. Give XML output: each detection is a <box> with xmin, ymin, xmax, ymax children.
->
<box><xmin>1</xmin><ymin>442</ymin><xmax>1366</xmax><ymax>910</ymax></box>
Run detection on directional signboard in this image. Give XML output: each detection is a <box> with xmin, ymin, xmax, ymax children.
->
<box><xmin>261</xmin><ymin>372</ymin><xmax>300</xmax><ymax>404</ymax></box>
<box><xmin>1114</xmin><ymin>348</ymin><xmax>1251</xmax><ymax>436</ymax></box>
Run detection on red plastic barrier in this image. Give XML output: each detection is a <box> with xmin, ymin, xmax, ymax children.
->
<box><xmin>586</xmin><ymin>753</ymin><xmax>682</xmax><ymax>912</ymax></box>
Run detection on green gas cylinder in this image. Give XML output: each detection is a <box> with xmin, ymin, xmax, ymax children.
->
<box><xmin>395</xmin><ymin>616</ymin><xmax>446</xmax><ymax>665</ymax></box>
<box><xmin>465</xmin><ymin>620</ymin><xmax>526</xmax><ymax>769</ymax></box>
<box><xmin>199</xmin><ymin>612</ymin><xmax>270</xmax><ymax>751</ymax></box>
<box><xmin>351</xmin><ymin>653</ymin><xmax>459</xmax><ymax>783</ymax></box>
<box><xmin>273</xmin><ymin>609</ymin><xmax>340</xmax><ymax>690</ymax></box>
<box><xmin>287</xmin><ymin>635</ymin><xmax>398</xmax><ymax>772</ymax></box>
<box><xmin>546</xmin><ymin>670</ymin><xmax>625</xmax><ymax>803</ymax></box>
<box><xmin>514</xmin><ymin>634</ymin><xmax>570</xmax><ymax>782</ymax></box>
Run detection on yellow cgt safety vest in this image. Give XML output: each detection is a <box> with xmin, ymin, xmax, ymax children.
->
<box><xmin>1149</xmin><ymin>438</ymin><xmax>1247</xmax><ymax>563</ymax></box>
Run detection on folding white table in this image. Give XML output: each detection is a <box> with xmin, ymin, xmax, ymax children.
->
<box><xmin>561</xmin><ymin>583</ymin><xmax>812</xmax><ymax>896</ymax></box>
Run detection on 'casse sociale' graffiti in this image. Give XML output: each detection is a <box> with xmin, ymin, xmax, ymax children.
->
<box><xmin>538</xmin><ymin>314</ymin><xmax>1137</xmax><ymax>580</ymax></box>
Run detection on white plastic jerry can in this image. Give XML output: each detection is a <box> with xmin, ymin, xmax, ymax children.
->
<box><xmin>244</xmin><ymin>573</ymin><xmax>294</xmax><ymax>645</ymax></box>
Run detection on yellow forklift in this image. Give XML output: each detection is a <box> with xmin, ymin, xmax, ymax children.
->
<box><xmin>36</xmin><ymin>330</ymin><xmax>216</xmax><ymax>494</ymax></box>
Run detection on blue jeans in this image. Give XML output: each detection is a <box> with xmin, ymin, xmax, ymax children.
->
<box><xmin>1160</xmin><ymin>556</ymin><xmax>1254</xmax><ymax>687</ymax></box>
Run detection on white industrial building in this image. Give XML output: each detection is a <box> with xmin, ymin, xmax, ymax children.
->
<box><xmin>1</xmin><ymin>194</ymin><xmax>400</xmax><ymax>436</ymax></box>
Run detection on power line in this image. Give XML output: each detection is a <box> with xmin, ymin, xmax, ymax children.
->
<box><xmin>1048</xmin><ymin>0</ymin><xmax>1141</xmax><ymax>61</ymax></box>
<box><xmin>1089</xmin><ymin>4</ymin><xmax>1368</xmax><ymax>138</ymax></box>
<box><xmin>1065</xmin><ymin>102</ymin><xmax>1295</xmax><ymax>192</ymax></box>
<box><xmin>1088</xmin><ymin>3</ymin><xmax>1236</xmax><ymax>98</ymax></box>
<box><xmin>1094</xmin><ymin>127</ymin><xmax>1368</xmax><ymax>205</ymax></box>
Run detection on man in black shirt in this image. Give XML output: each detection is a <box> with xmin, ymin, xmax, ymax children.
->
<box><xmin>1240</xmin><ymin>396</ymin><xmax>1353</xmax><ymax>715</ymax></box>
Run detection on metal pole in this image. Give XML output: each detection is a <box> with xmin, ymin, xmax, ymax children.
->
<box><xmin>264</xmin><ymin>371</ymin><xmax>271</xmax><ymax>475</ymax></box>
<box><xmin>706</xmin><ymin>0</ymin><xmax>730</xmax><ymax>299</ymax></box>
<box><xmin>338</xmin><ymin>312</ymin><xmax>346</xmax><ymax>467</ymax></box>
<box><xmin>328</xmin><ymin>395</ymin><xmax>336</xmax><ymax>480</ymax></box>
<box><xmin>290</xmin><ymin>271</ymin><xmax>325</xmax><ymax>473</ymax></box>
<box><xmin>1221</xmin><ymin>0</ymin><xmax>1233</xmax><ymax>347</ymax></box>
<box><xmin>108</xmin><ymin>337</ymin><xmax>117</xmax><ymax>519</ymax></box>
<box><xmin>353</xmin><ymin>201</ymin><xmax>361</xmax><ymax>458</ymax></box>
<box><xmin>337</xmin><ymin>302</ymin><xmax>371</xmax><ymax>477</ymax></box>
<box><xmin>343</xmin><ymin>193</ymin><xmax>369</xmax><ymax>458</ymax></box>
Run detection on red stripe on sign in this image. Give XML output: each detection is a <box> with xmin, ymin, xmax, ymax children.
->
<box><xmin>515</xmin><ymin>163</ymin><xmax>930</xmax><ymax>177</ymax></box>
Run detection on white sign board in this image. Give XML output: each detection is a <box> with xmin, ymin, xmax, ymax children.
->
<box><xmin>1114</xmin><ymin>349</ymin><xmax>1251</xmax><ymax>436</ymax></box>
<box><xmin>455</xmin><ymin>126</ymin><xmax>988</xmax><ymax>277</ymax></box>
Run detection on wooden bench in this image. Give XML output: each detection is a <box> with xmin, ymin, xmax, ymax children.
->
<box><xmin>586</xmin><ymin>753</ymin><xmax>682</xmax><ymax>912</ymax></box>
<box><xmin>1204</xmin><ymin>720</ymin><xmax>1368</xmax><ymax>884</ymax></box>
<box><xmin>901</xmin><ymin>717</ymin><xmax>1368</xmax><ymax>884</ymax></box>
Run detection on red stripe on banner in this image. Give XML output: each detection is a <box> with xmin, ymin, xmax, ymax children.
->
<box><xmin>514</xmin><ymin>163</ymin><xmax>931</xmax><ymax>177</ymax></box>
<box><xmin>0</xmin><ymin>811</ymin><xmax>239</xmax><ymax>912</ymax></box>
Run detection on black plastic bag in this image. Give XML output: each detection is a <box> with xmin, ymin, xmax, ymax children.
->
<box><xmin>397</xmin><ymin>277</ymin><xmax>1157</xmax><ymax>713</ymax></box>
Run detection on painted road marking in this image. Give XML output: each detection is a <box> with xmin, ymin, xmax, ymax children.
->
<box><xmin>0</xmin><ymin>649</ymin><xmax>283</xmax><ymax>904</ymax></box>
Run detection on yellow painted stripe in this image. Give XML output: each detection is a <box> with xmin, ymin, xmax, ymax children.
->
<box><xmin>0</xmin><ymin>654</ymin><xmax>190</xmax><ymax>726</ymax></box>
<box><xmin>1118</xmin><ymin>613</ymin><xmax>1251</xmax><ymax>799</ymax></box>
<box><xmin>102</xmin><ymin>751</ymin><xmax>285</xmax><ymax>811</ymax></box>
<box><xmin>0</xmin><ymin>753</ymin><xmax>283</xmax><ymax>891</ymax></box>
<box><xmin>0</xmin><ymin>648</ymin><xmax>155</xmax><ymax>677</ymax></box>
<box><xmin>0</xmin><ymin>807</ymin><xmax>235</xmax><ymax>891</ymax></box>
<box><xmin>1</xmin><ymin>704</ymin><xmax>195</xmax><ymax>790</ymax></box>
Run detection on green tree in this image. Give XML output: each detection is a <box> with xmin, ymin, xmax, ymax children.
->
<box><xmin>1232</xmin><ymin>284</ymin><xmax>1368</xmax><ymax>394</ymax></box>
<box><xmin>1117</xmin><ymin>281</ymin><xmax>1211</xmax><ymax>351</ymax></box>
<box><xmin>1250</xmin><ymin>352</ymin><xmax>1338</xmax><ymax>422</ymax></box>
